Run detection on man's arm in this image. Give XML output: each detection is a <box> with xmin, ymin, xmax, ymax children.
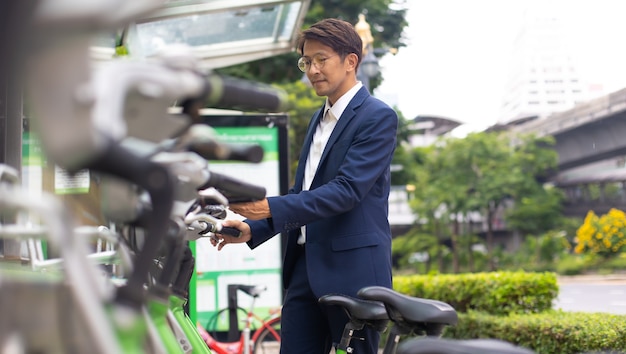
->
<box><xmin>229</xmin><ymin>199</ymin><xmax>271</xmax><ymax>220</ymax></box>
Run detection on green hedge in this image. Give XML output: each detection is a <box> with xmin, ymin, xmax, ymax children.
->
<box><xmin>444</xmin><ymin>310</ymin><xmax>626</xmax><ymax>354</ymax></box>
<box><xmin>391</xmin><ymin>271</ymin><xmax>626</xmax><ymax>352</ymax></box>
<box><xmin>393</xmin><ymin>271</ymin><xmax>558</xmax><ymax>315</ymax></box>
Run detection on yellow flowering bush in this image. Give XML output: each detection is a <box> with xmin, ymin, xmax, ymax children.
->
<box><xmin>575</xmin><ymin>208</ymin><xmax>626</xmax><ymax>257</ymax></box>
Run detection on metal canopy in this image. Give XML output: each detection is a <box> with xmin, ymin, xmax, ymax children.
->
<box><xmin>91</xmin><ymin>0</ymin><xmax>310</xmax><ymax>70</ymax></box>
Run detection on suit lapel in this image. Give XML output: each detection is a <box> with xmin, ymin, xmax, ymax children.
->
<box><xmin>317</xmin><ymin>87</ymin><xmax>369</xmax><ymax>168</ymax></box>
<box><xmin>297</xmin><ymin>87</ymin><xmax>371</xmax><ymax>190</ymax></box>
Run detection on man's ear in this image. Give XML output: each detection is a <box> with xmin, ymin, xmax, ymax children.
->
<box><xmin>345</xmin><ymin>53</ymin><xmax>359</xmax><ymax>72</ymax></box>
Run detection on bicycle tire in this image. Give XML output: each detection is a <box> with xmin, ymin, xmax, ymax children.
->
<box><xmin>205</xmin><ymin>306</ymin><xmax>249</xmax><ymax>340</ymax></box>
<box><xmin>252</xmin><ymin>316</ymin><xmax>281</xmax><ymax>354</ymax></box>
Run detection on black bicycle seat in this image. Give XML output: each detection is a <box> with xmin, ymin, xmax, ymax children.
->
<box><xmin>236</xmin><ymin>284</ymin><xmax>266</xmax><ymax>298</ymax></box>
<box><xmin>397</xmin><ymin>337</ymin><xmax>536</xmax><ymax>354</ymax></box>
<box><xmin>357</xmin><ymin>286</ymin><xmax>458</xmax><ymax>328</ymax></box>
<box><xmin>319</xmin><ymin>293</ymin><xmax>389</xmax><ymax>332</ymax></box>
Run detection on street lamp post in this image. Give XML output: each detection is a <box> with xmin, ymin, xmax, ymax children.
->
<box><xmin>358</xmin><ymin>49</ymin><xmax>379</xmax><ymax>92</ymax></box>
<box><xmin>355</xmin><ymin>14</ymin><xmax>380</xmax><ymax>92</ymax></box>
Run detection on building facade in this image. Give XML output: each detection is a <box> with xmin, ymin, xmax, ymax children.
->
<box><xmin>499</xmin><ymin>9</ymin><xmax>593</xmax><ymax>124</ymax></box>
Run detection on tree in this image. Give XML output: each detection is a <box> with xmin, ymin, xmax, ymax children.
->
<box><xmin>391</xmin><ymin>114</ymin><xmax>422</xmax><ymax>186</ymax></box>
<box><xmin>505</xmin><ymin>134</ymin><xmax>562</xmax><ymax>235</ymax></box>
<box><xmin>407</xmin><ymin>145</ymin><xmax>456</xmax><ymax>272</ymax></box>
<box><xmin>433</xmin><ymin>137</ymin><xmax>481</xmax><ymax>273</ymax></box>
<box><xmin>391</xmin><ymin>228</ymin><xmax>439</xmax><ymax>272</ymax></box>
<box><xmin>456</xmin><ymin>132</ymin><xmax>522</xmax><ymax>270</ymax></box>
<box><xmin>402</xmin><ymin>131</ymin><xmax>562</xmax><ymax>272</ymax></box>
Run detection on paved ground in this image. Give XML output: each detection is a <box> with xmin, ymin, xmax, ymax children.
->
<box><xmin>557</xmin><ymin>273</ymin><xmax>626</xmax><ymax>284</ymax></box>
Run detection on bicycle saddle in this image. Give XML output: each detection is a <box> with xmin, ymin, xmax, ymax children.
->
<box><xmin>319</xmin><ymin>294</ymin><xmax>389</xmax><ymax>332</ymax></box>
<box><xmin>397</xmin><ymin>337</ymin><xmax>536</xmax><ymax>354</ymax></box>
<box><xmin>236</xmin><ymin>284</ymin><xmax>267</xmax><ymax>298</ymax></box>
<box><xmin>357</xmin><ymin>286</ymin><xmax>458</xmax><ymax>334</ymax></box>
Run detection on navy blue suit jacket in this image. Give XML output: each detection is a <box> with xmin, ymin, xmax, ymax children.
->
<box><xmin>246</xmin><ymin>86</ymin><xmax>397</xmax><ymax>298</ymax></box>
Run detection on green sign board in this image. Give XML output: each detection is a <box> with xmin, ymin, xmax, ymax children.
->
<box><xmin>189</xmin><ymin>116</ymin><xmax>288</xmax><ymax>333</ymax></box>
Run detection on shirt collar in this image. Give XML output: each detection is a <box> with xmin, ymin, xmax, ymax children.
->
<box><xmin>325</xmin><ymin>81</ymin><xmax>363</xmax><ymax>121</ymax></box>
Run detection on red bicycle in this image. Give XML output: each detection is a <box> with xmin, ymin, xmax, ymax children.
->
<box><xmin>196</xmin><ymin>284</ymin><xmax>281</xmax><ymax>354</ymax></box>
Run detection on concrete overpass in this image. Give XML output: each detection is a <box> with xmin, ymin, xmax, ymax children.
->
<box><xmin>511</xmin><ymin>87</ymin><xmax>626</xmax><ymax>217</ymax></box>
<box><xmin>512</xmin><ymin>87</ymin><xmax>626</xmax><ymax>172</ymax></box>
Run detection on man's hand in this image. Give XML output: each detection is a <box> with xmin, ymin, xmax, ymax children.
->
<box><xmin>228</xmin><ymin>198</ymin><xmax>271</xmax><ymax>220</ymax></box>
<box><xmin>211</xmin><ymin>219</ymin><xmax>252</xmax><ymax>251</ymax></box>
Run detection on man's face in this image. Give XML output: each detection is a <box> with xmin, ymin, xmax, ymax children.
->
<box><xmin>301</xmin><ymin>39</ymin><xmax>357</xmax><ymax>105</ymax></box>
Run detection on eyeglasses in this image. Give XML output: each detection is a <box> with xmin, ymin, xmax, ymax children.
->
<box><xmin>297</xmin><ymin>54</ymin><xmax>336</xmax><ymax>72</ymax></box>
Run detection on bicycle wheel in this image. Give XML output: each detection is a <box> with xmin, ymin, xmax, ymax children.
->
<box><xmin>205</xmin><ymin>307</ymin><xmax>248</xmax><ymax>341</ymax></box>
<box><xmin>252</xmin><ymin>316</ymin><xmax>281</xmax><ymax>354</ymax></box>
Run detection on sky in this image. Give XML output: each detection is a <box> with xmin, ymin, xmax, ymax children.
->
<box><xmin>374</xmin><ymin>0</ymin><xmax>626</xmax><ymax>134</ymax></box>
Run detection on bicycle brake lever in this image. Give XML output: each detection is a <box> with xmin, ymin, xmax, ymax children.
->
<box><xmin>184</xmin><ymin>208</ymin><xmax>241</xmax><ymax>238</ymax></box>
<box><xmin>197</xmin><ymin>187</ymin><xmax>229</xmax><ymax>206</ymax></box>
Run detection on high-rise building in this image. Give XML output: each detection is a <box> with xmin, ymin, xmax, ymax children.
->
<box><xmin>499</xmin><ymin>7</ymin><xmax>594</xmax><ymax>125</ymax></box>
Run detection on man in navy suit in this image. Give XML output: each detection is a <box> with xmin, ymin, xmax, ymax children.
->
<box><xmin>215</xmin><ymin>18</ymin><xmax>398</xmax><ymax>353</ymax></box>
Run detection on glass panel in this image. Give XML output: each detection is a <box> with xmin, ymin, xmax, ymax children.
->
<box><xmin>91</xmin><ymin>31</ymin><xmax>117</xmax><ymax>49</ymax></box>
<box><xmin>133</xmin><ymin>1</ymin><xmax>302</xmax><ymax>57</ymax></box>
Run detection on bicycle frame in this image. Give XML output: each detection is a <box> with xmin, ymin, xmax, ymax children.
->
<box><xmin>145</xmin><ymin>296</ymin><xmax>186</xmax><ymax>354</ymax></box>
<box><xmin>170</xmin><ymin>294</ymin><xmax>213</xmax><ymax>354</ymax></box>
<box><xmin>108</xmin><ymin>305</ymin><xmax>150</xmax><ymax>354</ymax></box>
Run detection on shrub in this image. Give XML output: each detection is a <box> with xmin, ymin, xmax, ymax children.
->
<box><xmin>445</xmin><ymin>310</ymin><xmax>626</xmax><ymax>354</ymax></box>
<box><xmin>575</xmin><ymin>209</ymin><xmax>626</xmax><ymax>257</ymax></box>
<box><xmin>393</xmin><ymin>271</ymin><xmax>558</xmax><ymax>315</ymax></box>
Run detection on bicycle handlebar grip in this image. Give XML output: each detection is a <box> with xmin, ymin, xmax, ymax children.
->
<box><xmin>204</xmin><ymin>74</ymin><xmax>288</xmax><ymax>113</ymax></box>
<box><xmin>190</xmin><ymin>141</ymin><xmax>264</xmax><ymax>163</ymax></box>
<box><xmin>219</xmin><ymin>226</ymin><xmax>242</xmax><ymax>237</ymax></box>
<box><xmin>199</xmin><ymin>170</ymin><xmax>266</xmax><ymax>202</ymax></box>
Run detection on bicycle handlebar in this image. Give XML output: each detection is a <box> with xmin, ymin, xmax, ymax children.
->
<box><xmin>148</xmin><ymin>149</ymin><xmax>266</xmax><ymax>203</ymax></box>
<box><xmin>169</xmin><ymin>124</ymin><xmax>264</xmax><ymax>163</ymax></box>
<box><xmin>29</xmin><ymin>43</ymin><xmax>280</xmax><ymax>171</ymax></box>
<box><xmin>183</xmin><ymin>73</ymin><xmax>289</xmax><ymax>115</ymax></box>
<box><xmin>190</xmin><ymin>140</ymin><xmax>264</xmax><ymax>163</ymax></box>
<box><xmin>184</xmin><ymin>206</ymin><xmax>242</xmax><ymax>239</ymax></box>
<box><xmin>198</xmin><ymin>170</ymin><xmax>267</xmax><ymax>203</ymax></box>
